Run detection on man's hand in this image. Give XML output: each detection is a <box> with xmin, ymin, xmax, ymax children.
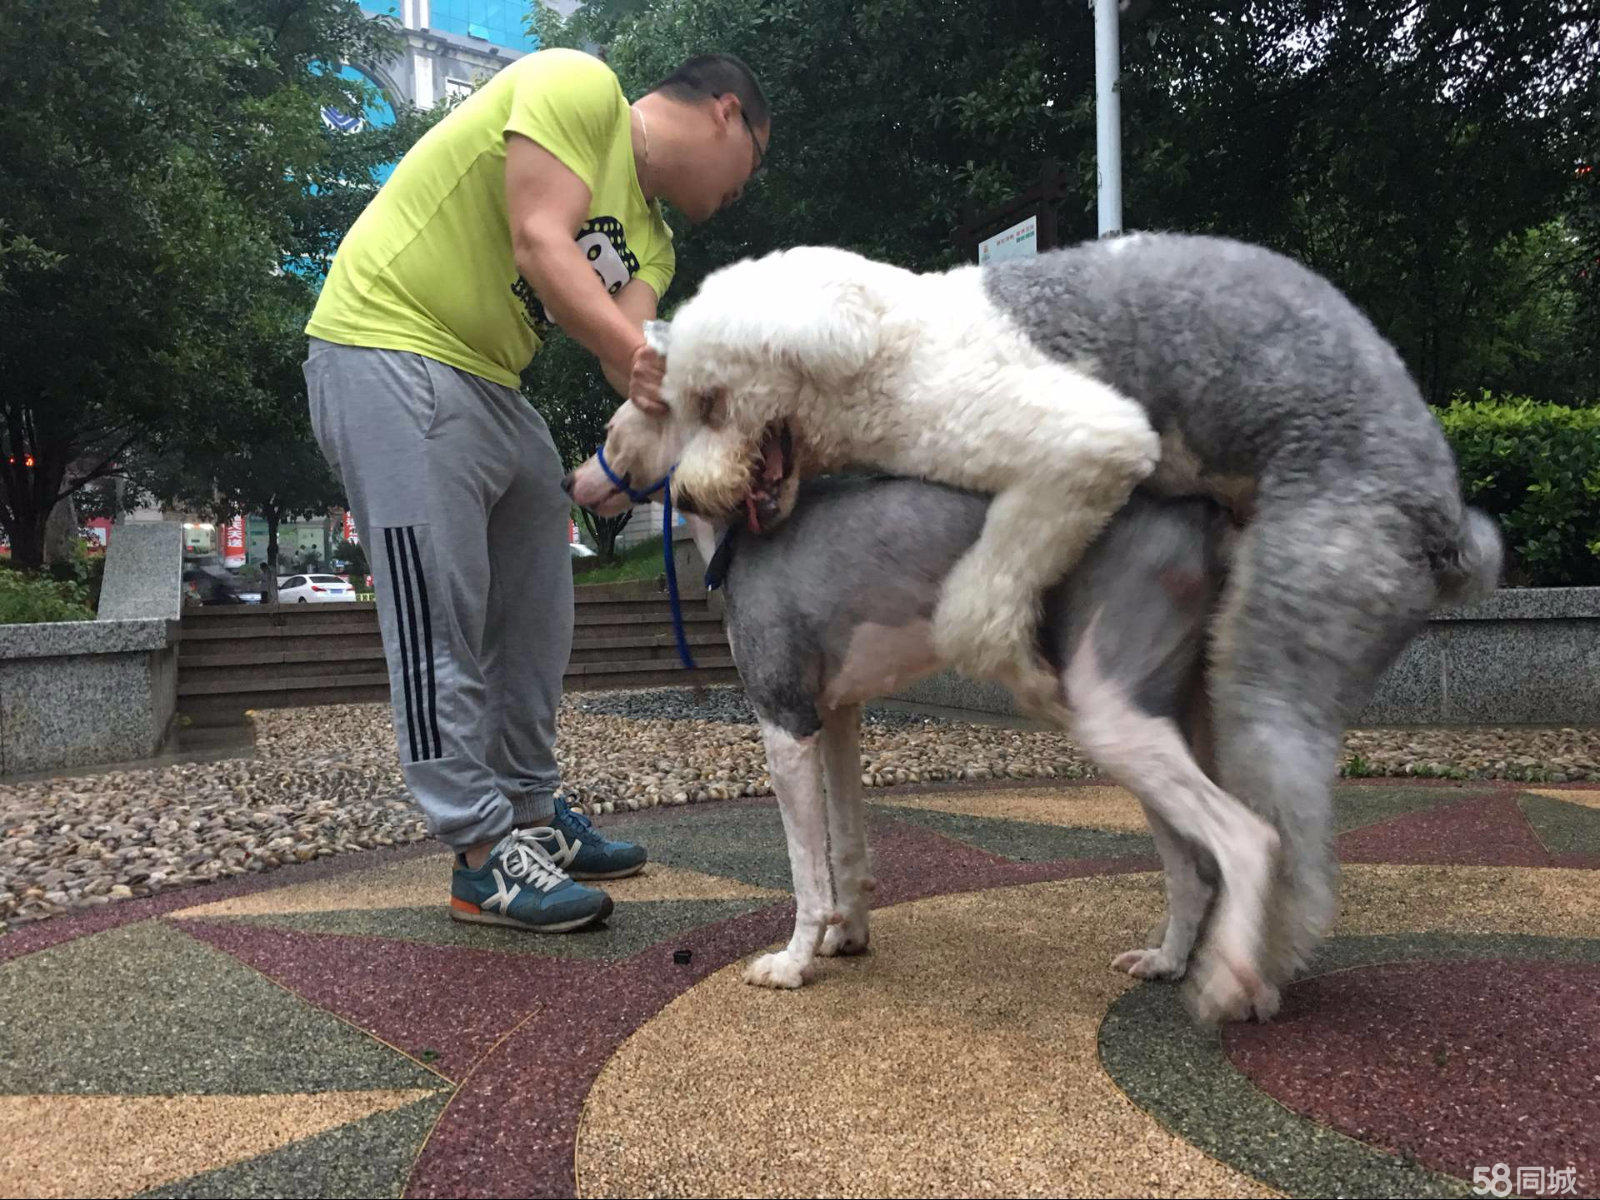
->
<box><xmin>629</xmin><ymin>343</ymin><xmax>667</xmax><ymax>414</ymax></box>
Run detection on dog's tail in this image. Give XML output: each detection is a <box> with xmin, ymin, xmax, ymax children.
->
<box><xmin>1433</xmin><ymin>507</ymin><xmax>1503</xmax><ymax>609</ymax></box>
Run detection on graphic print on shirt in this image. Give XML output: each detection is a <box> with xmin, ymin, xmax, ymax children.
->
<box><xmin>513</xmin><ymin>215</ymin><xmax>642</xmax><ymax>331</ymax></box>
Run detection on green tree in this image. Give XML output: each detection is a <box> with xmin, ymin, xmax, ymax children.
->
<box><xmin>137</xmin><ymin>275</ymin><xmax>347</xmax><ymax>602</ymax></box>
<box><xmin>113</xmin><ymin>2</ymin><xmax>445</xmax><ymax>597</ymax></box>
<box><xmin>0</xmin><ymin>0</ymin><xmax>412</xmax><ymax>567</ymax></box>
<box><xmin>570</xmin><ymin>0</ymin><xmax>1594</xmax><ymax>405</ymax></box>
<box><xmin>1119</xmin><ymin>2</ymin><xmax>1597</xmax><ymax>405</ymax></box>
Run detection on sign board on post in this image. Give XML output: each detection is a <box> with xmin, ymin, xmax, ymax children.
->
<box><xmin>954</xmin><ymin>161</ymin><xmax>1068</xmax><ymax>264</ymax></box>
<box><xmin>978</xmin><ymin>215</ymin><xmax>1039</xmax><ymax>266</ymax></box>
<box><xmin>222</xmin><ymin>516</ymin><xmax>246</xmax><ymax>568</ymax></box>
<box><xmin>342</xmin><ymin>510</ymin><xmax>358</xmax><ymax>545</ymax></box>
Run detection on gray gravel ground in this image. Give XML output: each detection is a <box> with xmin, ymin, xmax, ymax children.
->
<box><xmin>2</xmin><ymin>687</ymin><xmax>1597</xmax><ymax>931</ymax></box>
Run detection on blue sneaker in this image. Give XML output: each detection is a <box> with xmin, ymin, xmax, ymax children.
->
<box><xmin>450</xmin><ymin>831</ymin><xmax>612</xmax><ymax>933</ymax></box>
<box><xmin>521</xmin><ymin>795</ymin><xmax>647</xmax><ymax>881</ymax></box>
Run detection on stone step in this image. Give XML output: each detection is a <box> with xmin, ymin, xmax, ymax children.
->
<box><xmin>573</xmin><ymin>579</ymin><xmax>701</xmax><ymax>602</ymax></box>
<box><xmin>572</xmin><ymin>601</ymin><xmax>720</xmax><ymax>623</ymax></box>
<box><xmin>570</xmin><ymin>629</ymin><xmax>727</xmax><ymax>657</ymax></box>
<box><xmin>564</xmin><ymin>653</ymin><xmax>736</xmax><ymax>677</ymax></box>
<box><xmin>562</xmin><ymin>666</ymin><xmax>742</xmax><ymax>692</ymax></box>
<box><xmin>180</xmin><ymin>637</ymin><xmax>385</xmax><ymax>666</ymax></box>
<box><xmin>175</xmin><ymin>586</ymin><xmax>734</xmax><ymax>722</ymax></box>
<box><xmin>178</xmin><ymin>670</ymin><xmax>393</xmax><ymax>698</ymax></box>
<box><xmin>179</xmin><ymin>607</ymin><xmax>380</xmax><ymax>639</ymax></box>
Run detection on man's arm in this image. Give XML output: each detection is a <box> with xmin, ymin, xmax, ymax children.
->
<box><xmin>614</xmin><ymin>278</ymin><xmax>667</xmax><ymax>412</ymax></box>
<box><xmin>615</xmin><ymin>275</ymin><xmax>658</xmax><ymax>326</ymax></box>
<box><xmin>506</xmin><ymin>132</ymin><xmax>647</xmax><ymax>396</ymax></box>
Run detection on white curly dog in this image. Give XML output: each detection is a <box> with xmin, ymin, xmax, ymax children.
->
<box><xmin>660</xmin><ymin>243</ymin><xmax>1161</xmax><ymax>718</ymax></box>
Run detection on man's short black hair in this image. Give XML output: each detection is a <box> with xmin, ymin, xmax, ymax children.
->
<box><xmin>648</xmin><ymin>53</ymin><xmax>770</xmax><ymax>131</ymax></box>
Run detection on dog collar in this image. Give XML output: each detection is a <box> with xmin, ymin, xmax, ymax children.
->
<box><xmin>704</xmin><ymin>526</ymin><xmax>738</xmax><ymax>591</ymax></box>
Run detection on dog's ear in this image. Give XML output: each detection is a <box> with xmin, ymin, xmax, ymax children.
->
<box><xmin>771</xmin><ymin>278</ymin><xmax>882</xmax><ymax>385</ymax></box>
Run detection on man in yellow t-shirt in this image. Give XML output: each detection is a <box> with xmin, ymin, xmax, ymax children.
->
<box><xmin>303</xmin><ymin>51</ymin><xmax>770</xmax><ymax>933</ymax></box>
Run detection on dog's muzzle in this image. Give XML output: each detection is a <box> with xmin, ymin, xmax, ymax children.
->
<box><xmin>741</xmin><ymin>422</ymin><xmax>795</xmax><ymax>534</ymax></box>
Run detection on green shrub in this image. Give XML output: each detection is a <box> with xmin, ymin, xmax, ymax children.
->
<box><xmin>0</xmin><ymin>567</ymin><xmax>95</xmax><ymax>623</ymax></box>
<box><xmin>1440</xmin><ymin>395</ymin><xmax>1600</xmax><ymax>587</ymax></box>
<box><xmin>45</xmin><ymin>540</ymin><xmax>106</xmax><ymax>611</ymax></box>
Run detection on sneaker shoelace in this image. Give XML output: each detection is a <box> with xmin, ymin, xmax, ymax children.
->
<box><xmin>554</xmin><ymin>796</ymin><xmax>595</xmax><ymax>833</ymax></box>
<box><xmin>497</xmin><ymin>835</ymin><xmax>570</xmax><ymax>894</ymax></box>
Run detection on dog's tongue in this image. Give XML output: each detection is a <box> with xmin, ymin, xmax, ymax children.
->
<box><xmin>745</xmin><ymin>426</ymin><xmax>785</xmax><ymax>534</ymax></box>
<box><xmin>761</xmin><ymin>427</ymin><xmax>786</xmax><ymax>485</ymax></box>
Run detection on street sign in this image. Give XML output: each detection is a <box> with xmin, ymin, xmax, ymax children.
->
<box><xmin>222</xmin><ymin>517</ymin><xmax>246</xmax><ymax>567</ymax></box>
<box><xmin>954</xmin><ymin>161</ymin><xmax>1069</xmax><ymax>262</ymax></box>
<box><xmin>978</xmin><ymin>215</ymin><xmax>1039</xmax><ymax>266</ymax></box>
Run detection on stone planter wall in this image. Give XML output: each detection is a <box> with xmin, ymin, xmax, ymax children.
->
<box><xmin>889</xmin><ymin>588</ymin><xmax>1600</xmax><ymax>728</ymax></box>
<box><xmin>0</xmin><ymin>522</ymin><xmax>182</xmax><ymax>776</ymax></box>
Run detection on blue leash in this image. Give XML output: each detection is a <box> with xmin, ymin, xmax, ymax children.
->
<box><xmin>595</xmin><ymin>445</ymin><xmax>699</xmax><ymax>670</ymax></box>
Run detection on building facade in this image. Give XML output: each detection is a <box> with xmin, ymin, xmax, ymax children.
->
<box><xmin>349</xmin><ymin>0</ymin><xmax>579</xmax><ymax>116</ymax></box>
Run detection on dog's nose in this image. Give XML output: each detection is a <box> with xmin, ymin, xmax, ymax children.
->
<box><xmin>560</xmin><ymin>472</ymin><xmax>574</xmax><ymax>496</ymax></box>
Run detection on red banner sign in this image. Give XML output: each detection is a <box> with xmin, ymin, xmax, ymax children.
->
<box><xmin>222</xmin><ymin>516</ymin><xmax>246</xmax><ymax>567</ymax></box>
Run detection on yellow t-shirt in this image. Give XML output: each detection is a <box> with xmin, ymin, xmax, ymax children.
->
<box><xmin>306</xmin><ymin>49</ymin><xmax>675</xmax><ymax>388</ymax></box>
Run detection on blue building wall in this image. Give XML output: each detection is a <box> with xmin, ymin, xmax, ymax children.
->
<box><xmin>354</xmin><ymin>0</ymin><xmax>539</xmax><ymax>55</ymax></box>
<box><xmin>429</xmin><ymin>0</ymin><xmax>540</xmax><ymax>53</ymax></box>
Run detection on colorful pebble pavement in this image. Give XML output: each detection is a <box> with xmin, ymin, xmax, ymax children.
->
<box><xmin>2</xmin><ymin>778</ymin><xmax>1598</xmax><ymax>1199</ymax></box>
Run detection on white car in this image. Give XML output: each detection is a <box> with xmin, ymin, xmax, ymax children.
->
<box><xmin>277</xmin><ymin>573</ymin><xmax>356</xmax><ymax>603</ymax></box>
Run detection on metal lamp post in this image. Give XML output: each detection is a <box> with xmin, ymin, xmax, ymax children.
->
<box><xmin>1095</xmin><ymin>0</ymin><xmax>1123</xmax><ymax>238</ymax></box>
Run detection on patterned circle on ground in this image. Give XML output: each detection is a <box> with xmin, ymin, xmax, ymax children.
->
<box><xmin>576</xmin><ymin>874</ymin><xmax>1274</xmax><ymax>1198</ymax></box>
<box><xmin>1224</xmin><ymin>960</ymin><xmax>1600</xmax><ymax>1196</ymax></box>
<box><xmin>1099</xmin><ymin>933</ymin><xmax>1600</xmax><ymax>1199</ymax></box>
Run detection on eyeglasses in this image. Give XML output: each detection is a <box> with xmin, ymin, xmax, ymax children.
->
<box><xmin>714</xmin><ymin>93</ymin><xmax>766</xmax><ymax>176</ymax></box>
<box><xmin>740</xmin><ymin>109</ymin><xmax>766</xmax><ymax>175</ymax></box>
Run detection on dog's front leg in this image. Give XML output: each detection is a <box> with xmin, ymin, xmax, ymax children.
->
<box><xmin>937</xmin><ymin>484</ymin><xmax>1143</xmax><ymax>720</ymax></box>
<box><xmin>744</xmin><ymin>720</ymin><xmax>836</xmax><ymax>989</ymax></box>
<box><xmin>818</xmin><ymin>705</ymin><xmax>873</xmax><ymax>957</ymax></box>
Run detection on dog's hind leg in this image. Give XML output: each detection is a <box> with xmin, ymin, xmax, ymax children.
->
<box><xmin>817</xmin><ymin>704</ymin><xmax>874</xmax><ymax>957</ymax></box>
<box><xmin>1047</xmin><ymin>495</ymin><xmax>1227</xmax><ymax>984</ymax></box>
<box><xmin>1207</xmin><ymin>501</ymin><xmax>1435</xmax><ymax>1007</ymax></box>
<box><xmin>744</xmin><ymin>719</ymin><xmax>838</xmax><ymax>989</ymax></box>
<box><xmin>1065</xmin><ymin>619</ymin><xmax>1280</xmax><ymax>1020</ymax></box>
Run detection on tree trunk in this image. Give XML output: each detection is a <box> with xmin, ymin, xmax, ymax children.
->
<box><xmin>8</xmin><ymin>512</ymin><xmax>45</xmax><ymax>570</ymax></box>
<box><xmin>579</xmin><ymin>508</ymin><xmax>632</xmax><ymax>560</ymax></box>
<box><xmin>43</xmin><ymin>496</ymin><xmax>77</xmax><ymax>567</ymax></box>
<box><xmin>264</xmin><ymin>506</ymin><xmax>281</xmax><ymax>606</ymax></box>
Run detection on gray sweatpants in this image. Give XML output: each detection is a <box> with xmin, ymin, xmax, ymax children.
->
<box><xmin>304</xmin><ymin>338</ymin><xmax>572</xmax><ymax>850</ymax></box>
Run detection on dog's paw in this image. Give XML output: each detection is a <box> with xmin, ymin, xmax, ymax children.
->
<box><xmin>1186</xmin><ymin>955</ymin><xmax>1279</xmax><ymax>1024</ymax></box>
<box><xmin>1111</xmin><ymin>946</ymin><xmax>1185</xmax><ymax>980</ymax></box>
<box><xmin>819</xmin><ymin>920</ymin><xmax>870</xmax><ymax>958</ymax></box>
<box><xmin>742</xmin><ymin>951</ymin><xmax>811</xmax><ymax>989</ymax></box>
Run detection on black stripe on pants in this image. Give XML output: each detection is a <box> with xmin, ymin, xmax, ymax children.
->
<box><xmin>383</xmin><ymin>526</ymin><xmax>436</xmax><ymax>762</ymax></box>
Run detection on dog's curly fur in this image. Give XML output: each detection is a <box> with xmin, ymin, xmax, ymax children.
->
<box><xmin>613</xmin><ymin>233</ymin><xmax>1503</xmax><ymax>1019</ymax></box>
<box><xmin>662</xmin><ymin>244</ymin><xmax>1162</xmax><ymax>713</ymax></box>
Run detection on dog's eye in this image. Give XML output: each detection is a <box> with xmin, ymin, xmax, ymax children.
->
<box><xmin>697</xmin><ymin>388</ymin><xmax>729</xmax><ymax>429</ymax></box>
